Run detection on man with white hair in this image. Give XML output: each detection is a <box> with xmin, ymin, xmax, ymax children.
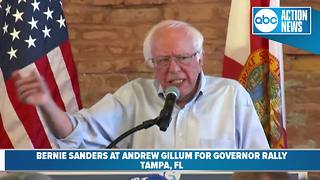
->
<box><xmin>13</xmin><ymin>20</ymin><xmax>269</xmax><ymax>149</ymax></box>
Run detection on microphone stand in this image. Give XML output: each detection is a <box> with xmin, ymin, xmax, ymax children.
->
<box><xmin>106</xmin><ymin>117</ymin><xmax>160</xmax><ymax>149</ymax></box>
<box><xmin>106</xmin><ymin>86</ymin><xmax>178</xmax><ymax>149</ymax></box>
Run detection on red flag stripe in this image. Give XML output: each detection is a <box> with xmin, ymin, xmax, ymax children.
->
<box><xmin>0</xmin><ymin>115</ymin><xmax>14</xmax><ymax>148</ymax></box>
<box><xmin>250</xmin><ymin>34</ymin><xmax>269</xmax><ymax>53</ymax></box>
<box><xmin>35</xmin><ymin>55</ymin><xmax>66</xmax><ymax>112</ymax></box>
<box><xmin>47</xmin><ymin>45</ymin><xmax>80</xmax><ymax>113</ymax></box>
<box><xmin>250</xmin><ymin>0</ymin><xmax>270</xmax><ymax>52</ymax></box>
<box><xmin>5</xmin><ymin>71</ymin><xmax>52</xmax><ymax>149</ymax></box>
<box><xmin>222</xmin><ymin>55</ymin><xmax>244</xmax><ymax>79</ymax></box>
<box><xmin>60</xmin><ymin>41</ymin><xmax>82</xmax><ymax>110</ymax></box>
<box><xmin>0</xmin><ymin>69</ymin><xmax>33</xmax><ymax>148</ymax></box>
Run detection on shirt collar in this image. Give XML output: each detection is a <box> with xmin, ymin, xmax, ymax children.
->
<box><xmin>156</xmin><ymin>71</ymin><xmax>206</xmax><ymax>101</ymax></box>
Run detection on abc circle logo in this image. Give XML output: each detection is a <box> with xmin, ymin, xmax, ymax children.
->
<box><xmin>254</xmin><ymin>9</ymin><xmax>278</xmax><ymax>32</ymax></box>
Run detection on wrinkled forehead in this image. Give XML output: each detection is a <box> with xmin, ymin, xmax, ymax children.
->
<box><xmin>150</xmin><ymin>27</ymin><xmax>196</xmax><ymax>56</ymax></box>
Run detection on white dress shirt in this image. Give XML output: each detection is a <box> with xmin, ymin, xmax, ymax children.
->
<box><xmin>55</xmin><ymin>72</ymin><xmax>269</xmax><ymax>149</ymax></box>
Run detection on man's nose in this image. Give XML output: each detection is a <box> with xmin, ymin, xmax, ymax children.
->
<box><xmin>167</xmin><ymin>58</ymin><xmax>181</xmax><ymax>73</ymax></box>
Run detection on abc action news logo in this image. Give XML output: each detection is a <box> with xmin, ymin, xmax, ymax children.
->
<box><xmin>252</xmin><ymin>7</ymin><xmax>311</xmax><ymax>35</ymax></box>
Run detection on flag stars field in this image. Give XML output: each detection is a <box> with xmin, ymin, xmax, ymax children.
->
<box><xmin>0</xmin><ymin>0</ymin><xmax>67</xmax><ymax>61</ymax></box>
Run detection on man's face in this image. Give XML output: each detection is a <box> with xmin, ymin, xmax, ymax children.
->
<box><xmin>151</xmin><ymin>28</ymin><xmax>203</xmax><ymax>103</ymax></box>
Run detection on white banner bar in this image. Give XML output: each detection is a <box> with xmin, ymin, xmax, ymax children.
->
<box><xmin>0</xmin><ymin>150</ymin><xmax>4</xmax><ymax>171</ymax></box>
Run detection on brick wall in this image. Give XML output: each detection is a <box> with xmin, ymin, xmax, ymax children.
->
<box><xmin>62</xmin><ymin>0</ymin><xmax>320</xmax><ymax>148</ymax></box>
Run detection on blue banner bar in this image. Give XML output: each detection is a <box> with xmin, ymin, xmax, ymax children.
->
<box><xmin>3</xmin><ymin>150</ymin><xmax>320</xmax><ymax>171</ymax></box>
<box><xmin>257</xmin><ymin>8</ymin><xmax>320</xmax><ymax>54</ymax></box>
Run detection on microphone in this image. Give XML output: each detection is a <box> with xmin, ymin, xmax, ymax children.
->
<box><xmin>157</xmin><ymin>86</ymin><xmax>180</xmax><ymax>132</ymax></box>
<box><xmin>106</xmin><ymin>86</ymin><xmax>180</xmax><ymax>148</ymax></box>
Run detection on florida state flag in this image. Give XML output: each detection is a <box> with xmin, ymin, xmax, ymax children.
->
<box><xmin>223</xmin><ymin>0</ymin><xmax>287</xmax><ymax>148</ymax></box>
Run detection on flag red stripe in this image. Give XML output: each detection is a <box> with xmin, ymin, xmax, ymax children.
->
<box><xmin>0</xmin><ymin>114</ymin><xmax>14</xmax><ymax>148</ymax></box>
<box><xmin>5</xmin><ymin>79</ymin><xmax>51</xmax><ymax>149</ymax></box>
<box><xmin>35</xmin><ymin>55</ymin><xmax>66</xmax><ymax>111</ymax></box>
<box><xmin>60</xmin><ymin>41</ymin><xmax>82</xmax><ymax>109</ymax></box>
<box><xmin>222</xmin><ymin>55</ymin><xmax>244</xmax><ymax>79</ymax></box>
<box><xmin>250</xmin><ymin>0</ymin><xmax>270</xmax><ymax>52</ymax></box>
<box><xmin>250</xmin><ymin>32</ymin><xmax>269</xmax><ymax>53</ymax></box>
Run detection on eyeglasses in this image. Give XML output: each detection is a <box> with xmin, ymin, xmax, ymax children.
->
<box><xmin>150</xmin><ymin>51</ymin><xmax>200</xmax><ymax>68</ymax></box>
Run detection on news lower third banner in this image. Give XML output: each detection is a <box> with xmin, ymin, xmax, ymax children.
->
<box><xmin>0</xmin><ymin>150</ymin><xmax>319</xmax><ymax>171</ymax></box>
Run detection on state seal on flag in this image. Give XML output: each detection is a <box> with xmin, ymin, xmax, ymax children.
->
<box><xmin>238</xmin><ymin>48</ymin><xmax>283</xmax><ymax>143</ymax></box>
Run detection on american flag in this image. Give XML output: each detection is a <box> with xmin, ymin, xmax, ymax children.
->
<box><xmin>0</xmin><ymin>0</ymin><xmax>82</xmax><ymax>148</ymax></box>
